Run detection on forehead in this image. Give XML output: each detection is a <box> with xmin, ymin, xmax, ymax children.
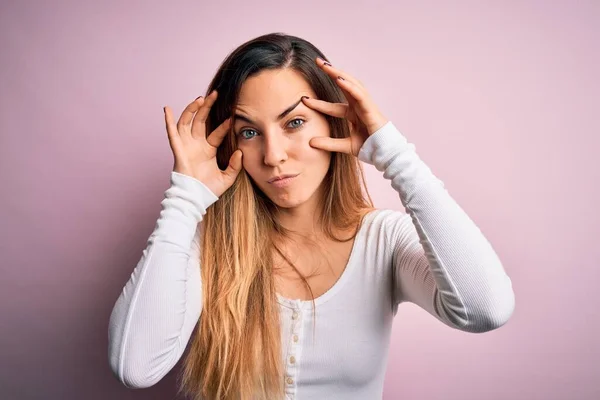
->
<box><xmin>235</xmin><ymin>68</ymin><xmax>316</xmax><ymax>115</ymax></box>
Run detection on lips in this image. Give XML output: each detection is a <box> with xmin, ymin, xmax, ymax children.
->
<box><xmin>268</xmin><ymin>174</ymin><xmax>299</xmax><ymax>183</ymax></box>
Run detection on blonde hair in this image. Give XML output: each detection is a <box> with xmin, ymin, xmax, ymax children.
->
<box><xmin>177</xmin><ymin>33</ymin><xmax>375</xmax><ymax>400</ymax></box>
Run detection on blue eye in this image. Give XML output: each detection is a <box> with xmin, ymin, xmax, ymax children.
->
<box><xmin>239</xmin><ymin>129</ymin><xmax>257</xmax><ymax>140</ymax></box>
<box><xmin>237</xmin><ymin>118</ymin><xmax>306</xmax><ymax>141</ymax></box>
<box><xmin>288</xmin><ymin>118</ymin><xmax>305</xmax><ymax>129</ymax></box>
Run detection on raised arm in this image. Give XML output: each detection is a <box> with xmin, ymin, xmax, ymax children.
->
<box><xmin>359</xmin><ymin>121</ymin><xmax>515</xmax><ymax>333</ymax></box>
<box><xmin>297</xmin><ymin>57</ymin><xmax>514</xmax><ymax>333</ymax></box>
<box><xmin>108</xmin><ymin>171</ymin><xmax>217</xmax><ymax>388</ymax></box>
<box><xmin>108</xmin><ymin>91</ymin><xmax>243</xmax><ymax>388</ymax></box>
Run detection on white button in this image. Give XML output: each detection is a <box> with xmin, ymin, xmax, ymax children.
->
<box><xmin>289</xmin><ymin>355</ymin><xmax>296</xmax><ymax>364</ymax></box>
<box><xmin>293</xmin><ymin>334</ymin><xmax>299</xmax><ymax>342</ymax></box>
<box><xmin>286</xmin><ymin>377</ymin><xmax>294</xmax><ymax>384</ymax></box>
<box><xmin>292</xmin><ymin>311</ymin><xmax>299</xmax><ymax>320</ymax></box>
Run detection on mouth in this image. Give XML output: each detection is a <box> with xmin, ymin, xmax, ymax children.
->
<box><xmin>267</xmin><ymin>173</ymin><xmax>300</xmax><ymax>184</ymax></box>
<box><xmin>268</xmin><ymin>173</ymin><xmax>300</xmax><ymax>188</ymax></box>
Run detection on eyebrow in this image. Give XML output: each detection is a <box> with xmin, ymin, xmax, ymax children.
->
<box><xmin>233</xmin><ymin>98</ymin><xmax>304</xmax><ymax>125</ymax></box>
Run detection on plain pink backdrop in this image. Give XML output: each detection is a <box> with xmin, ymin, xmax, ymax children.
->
<box><xmin>1</xmin><ymin>0</ymin><xmax>598</xmax><ymax>399</ymax></box>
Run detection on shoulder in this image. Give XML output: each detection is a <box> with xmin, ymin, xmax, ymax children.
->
<box><xmin>361</xmin><ymin>208</ymin><xmax>412</xmax><ymax>242</ymax></box>
<box><xmin>364</xmin><ymin>208</ymin><xmax>409</xmax><ymax>226</ymax></box>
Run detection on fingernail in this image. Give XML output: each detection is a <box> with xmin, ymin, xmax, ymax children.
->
<box><xmin>324</xmin><ymin>62</ymin><xmax>332</xmax><ymax>67</ymax></box>
<box><xmin>195</xmin><ymin>95</ymin><xmax>203</xmax><ymax>100</ymax></box>
<box><xmin>337</xmin><ymin>76</ymin><xmax>345</xmax><ymax>80</ymax></box>
<box><xmin>301</xmin><ymin>96</ymin><xmax>310</xmax><ymax>100</ymax></box>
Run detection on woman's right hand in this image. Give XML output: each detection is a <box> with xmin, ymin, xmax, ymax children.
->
<box><xmin>164</xmin><ymin>90</ymin><xmax>243</xmax><ymax>198</ymax></box>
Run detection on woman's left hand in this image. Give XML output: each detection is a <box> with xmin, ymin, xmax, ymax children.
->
<box><xmin>301</xmin><ymin>56</ymin><xmax>389</xmax><ymax>157</ymax></box>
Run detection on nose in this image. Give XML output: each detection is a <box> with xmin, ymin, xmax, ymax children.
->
<box><xmin>263</xmin><ymin>131</ymin><xmax>288</xmax><ymax>166</ymax></box>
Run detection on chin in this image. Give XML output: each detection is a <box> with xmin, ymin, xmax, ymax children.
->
<box><xmin>267</xmin><ymin>191</ymin><xmax>312</xmax><ymax>209</ymax></box>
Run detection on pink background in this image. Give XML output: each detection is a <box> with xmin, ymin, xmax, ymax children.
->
<box><xmin>1</xmin><ymin>0</ymin><xmax>598</xmax><ymax>399</ymax></box>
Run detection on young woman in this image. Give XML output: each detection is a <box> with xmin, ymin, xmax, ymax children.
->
<box><xmin>108</xmin><ymin>32</ymin><xmax>515</xmax><ymax>400</ymax></box>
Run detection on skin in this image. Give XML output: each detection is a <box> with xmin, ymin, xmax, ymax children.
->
<box><xmin>233</xmin><ymin>57</ymin><xmax>389</xmax><ymax>238</ymax></box>
<box><xmin>165</xmin><ymin>57</ymin><xmax>390</xmax><ymax>292</ymax></box>
<box><xmin>233</xmin><ymin>68</ymin><xmax>332</xmax><ymax>237</ymax></box>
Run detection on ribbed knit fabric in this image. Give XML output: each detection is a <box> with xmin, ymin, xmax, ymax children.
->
<box><xmin>108</xmin><ymin>121</ymin><xmax>515</xmax><ymax>398</ymax></box>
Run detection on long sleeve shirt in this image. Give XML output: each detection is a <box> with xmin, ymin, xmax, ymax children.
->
<box><xmin>108</xmin><ymin>120</ymin><xmax>515</xmax><ymax>399</ymax></box>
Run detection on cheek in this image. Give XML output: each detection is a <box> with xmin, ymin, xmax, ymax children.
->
<box><xmin>238</xmin><ymin>148</ymin><xmax>257</xmax><ymax>172</ymax></box>
<box><xmin>315</xmin><ymin>151</ymin><xmax>332</xmax><ymax>170</ymax></box>
<box><xmin>300</xmin><ymin>147</ymin><xmax>331</xmax><ymax>175</ymax></box>
<box><xmin>300</xmin><ymin>134</ymin><xmax>331</xmax><ymax>162</ymax></box>
<box><xmin>238</xmin><ymin>154</ymin><xmax>267</xmax><ymax>189</ymax></box>
<box><xmin>295</xmin><ymin>123</ymin><xmax>331</xmax><ymax>153</ymax></box>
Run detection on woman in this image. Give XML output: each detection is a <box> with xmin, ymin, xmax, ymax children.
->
<box><xmin>108</xmin><ymin>32</ymin><xmax>515</xmax><ymax>400</ymax></box>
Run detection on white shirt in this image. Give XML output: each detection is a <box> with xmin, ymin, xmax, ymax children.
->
<box><xmin>108</xmin><ymin>121</ymin><xmax>515</xmax><ymax>399</ymax></box>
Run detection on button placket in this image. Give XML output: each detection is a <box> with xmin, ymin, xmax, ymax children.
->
<box><xmin>288</xmin><ymin>306</ymin><xmax>301</xmax><ymax>364</ymax></box>
<box><xmin>285</xmin><ymin>303</ymin><xmax>303</xmax><ymax>395</ymax></box>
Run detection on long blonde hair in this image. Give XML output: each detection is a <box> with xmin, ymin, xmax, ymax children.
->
<box><xmin>177</xmin><ymin>32</ymin><xmax>375</xmax><ymax>400</ymax></box>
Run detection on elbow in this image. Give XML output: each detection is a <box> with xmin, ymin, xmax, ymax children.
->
<box><xmin>492</xmin><ymin>288</ymin><xmax>516</xmax><ymax>329</ymax></box>
<box><xmin>461</xmin><ymin>287</ymin><xmax>516</xmax><ymax>334</ymax></box>
<box><xmin>470</xmin><ymin>303</ymin><xmax>515</xmax><ymax>333</ymax></box>
<box><xmin>108</xmin><ymin>321</ymin><xmax>164</xmax><ymax>389</ymax></box>
<box><xmin>108</xmin><ymin>336</ymin><xmax>183</xmax><ymax>389</ymax></box>
<box><xmin>438</xmin><ymin>280</ymin><xmax>516</xmax><ymax>334</ymax></box>
<box><xmin>122</xmin><ymin>376</ymin><xmax>159</xmax><ymax>390</ymax></box>
<box><xmin>108</xmin><ymin>344</ymin><xmax>161</xmax><ymax>390</ymax></box>
<box><xmin>109</xmin><ymin>358</ymin><xmax>160</xmax><ymax>389</ymax></box>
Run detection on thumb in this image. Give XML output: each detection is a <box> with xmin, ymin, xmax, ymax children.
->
<box><xmin>222</xmin><ymin>150</ymin><xmax>243</xmax><ymax>182</ymax></box>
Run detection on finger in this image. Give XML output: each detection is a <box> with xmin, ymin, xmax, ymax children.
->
<box><xmin>177</xmin><ymin>96</ymin><xmax>205</xmax><ymax>132</ymax></box>
<box><xmin>316</xmin><ymin>57</ymin><xmax>363</xmax><ymax>88</ymax></box>
<box><xmin>222</xmin><ymin>149</ymin><xmax>244</xmax><ymax>183</ymax></box>
<box><xmin>335</xmin><ymin>77</ymin><xmax>370</xmax><ymax>111</ymax></box>
<box><xmin>194</xmin><ymin>89</ymin><xmax>219</xmax><ymax>123</ymax></box>
<box><xmin>311</xmin><ymin>57</ymin><xmax>357</xmax><ymax>104</ymax></box>
<box><xmin>165</xmin><ymin>106</ymin><xmax>179</xmax><ymax>140</ymax></box>
<box><xmin>206</xmin><ymin>117</ymin><xmax>232</xmax><ymax>148</ymax></box>
<box><xmin>301</xmin><ymin>97</ymin><xmax>348</xmax><ymax>118</ymax></box>
<box><xmin>309</xmin><ymin>136</ymin><xmax>353</xmax><ymax>154</ymax></box>
<box><xmin>165</xmin><ymin>106</ymin><xmax>183</xmax><ymax>153</ymax></box>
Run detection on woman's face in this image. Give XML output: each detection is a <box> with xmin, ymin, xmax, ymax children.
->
<box><xmin>233</xmin><ymin>68</ymin><xmax>332</xmax><ymax>209</ymax></box>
